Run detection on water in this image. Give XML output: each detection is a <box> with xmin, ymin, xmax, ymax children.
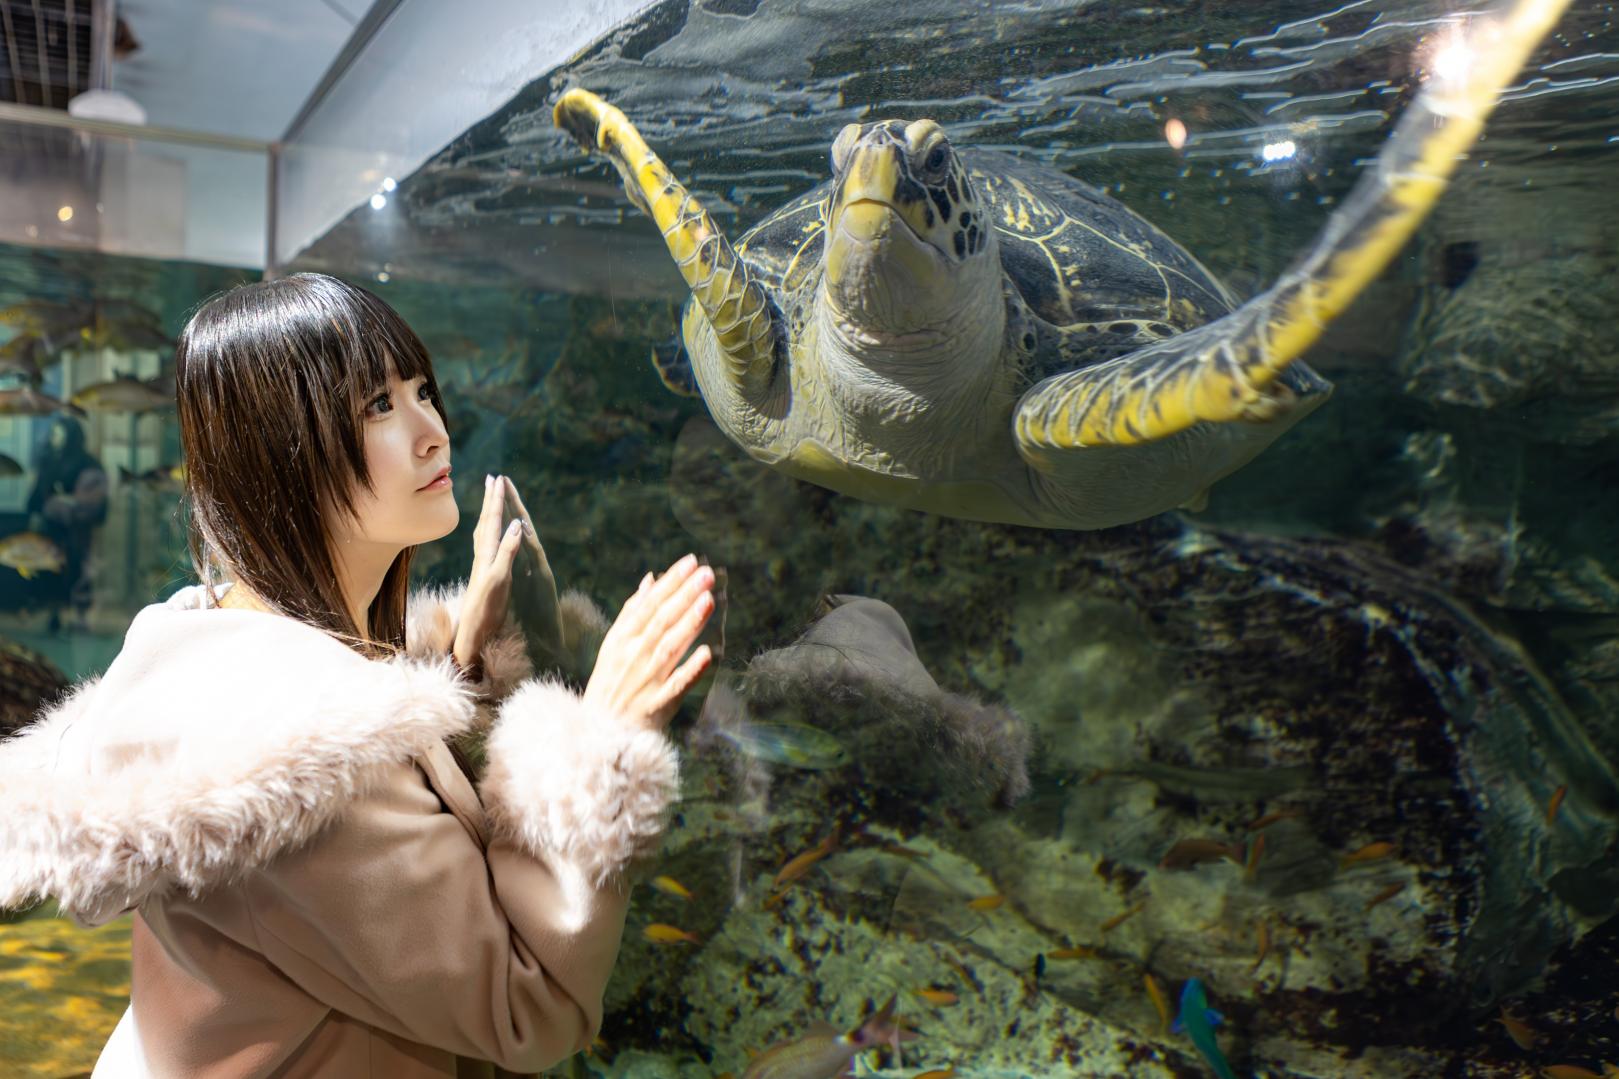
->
<box><xmin>5</xmin><ymin>0</ymin><xmax>1619</xmax><ymax>1076</ymax></box>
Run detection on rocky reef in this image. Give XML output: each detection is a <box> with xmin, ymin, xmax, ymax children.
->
<box><xmin>471</xmin><ymin>343</ymin><xmax>1619</xmax><ymax>1077</ymax></box>
<box><xmin>0</xmin><ymin>637</ymin><xmax>66</xmax><ymax>740</ymax></box>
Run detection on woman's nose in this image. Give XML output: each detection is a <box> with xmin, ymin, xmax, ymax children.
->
<box><xmin>412</xmin><ymin>395</ymin><xmax>447</xmax><ymax>449</ymax></box>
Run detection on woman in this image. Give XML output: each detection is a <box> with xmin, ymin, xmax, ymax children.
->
<box><xmin>0</xmin><ymin>273</ymin><xmax>715</xmax><ymax>1078</ymax></box>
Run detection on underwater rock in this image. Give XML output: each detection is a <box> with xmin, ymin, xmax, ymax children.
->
<box><xmin>594</xmin><ymin>477</ymin><xmax>1619</xmax><ymax>1075</ymax></box>
<box><xmin>0</xmin><ymin>637</ymin><xmax>67</xmax><ymax>739</ymax></box>
<box><xmin>691</xmin><ymin>593</ymin><xmax>1033</xmax><ymax>811</ymax></box>
<box><xmin>1398</xmin><ymin>162</ymin><xmax>1619</xmax><ymax>446</ymax></box>
<box><xmin>1398</xmin><ymin>252</ymin><xmax>1618</xmax><ymax>434</ymax></box>
<box><xmin>964</xmin><ymin>519</ymin><xmax>1619</xmax><ymax>1075</ymax></box>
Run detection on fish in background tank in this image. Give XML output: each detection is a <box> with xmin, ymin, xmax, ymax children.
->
<box><xmin>284</xmin><ymin>0</ymin><xmax>1619</xmax><ymax>1075</ymax></box>
<box><xmin>0</xmin><ymin>248</ymin><xmax>256</xmax><ymax>681</ymax></box>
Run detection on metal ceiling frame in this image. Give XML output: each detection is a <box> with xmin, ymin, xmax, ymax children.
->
<box><xmin>0</xmin><ymin>98</ymin><xmax>268</xmax><ymax>151</ymax></box>
<box><xmin>279</xmin><ymin>0</ymin><xmax>401</xmax><ymax>144</ymax></box>
<box><xmin>0</xmin><ymin>0</ymin><xmax>98</xmax><ymax>109</ymax></box>
<box><xmin>0</xmin><ymin>0</ymin><xmax>396</xmax><ymax>273</ymax></box>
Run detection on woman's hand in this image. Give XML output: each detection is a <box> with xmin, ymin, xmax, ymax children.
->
<box><xmin>584</xmin><ymin>554</ymin><xmax>715</xmax><ymax>733</ymax></box>
<box><xmin>452</xmin><ymin>474</ymin><xmax>526</xmax><ymax>679</ymax></box>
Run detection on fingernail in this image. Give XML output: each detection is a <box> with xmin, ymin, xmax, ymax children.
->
<box><xmin>485</xmin><ymin>474</ymin><xmax>492</xmax><ymax>490</ymax></box>
<box><xmin>507</xmin><ymin>520</ymin><xmax>521</xmax><ymax>535</ymax></box>
<box><xmin>679</xmin><ymin>553</ymin><xmax>698</xmax><ymax>571</ymax></box>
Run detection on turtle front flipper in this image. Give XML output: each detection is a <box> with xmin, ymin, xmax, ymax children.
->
<box><xmin>554</xmin><ymin>88</ymin><xmax>779</xmax><ymax>398</ymax></box>
<box><xmin>1014</xmin><ymin>0</ymin><xmax>1569</xmax><ymax>453</ymax></box>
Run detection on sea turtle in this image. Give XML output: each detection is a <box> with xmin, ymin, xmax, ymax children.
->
<box><xmin>554</xmin><ymin>0</ymin><xmax>1567</xmax><ymax>530</ymax></box>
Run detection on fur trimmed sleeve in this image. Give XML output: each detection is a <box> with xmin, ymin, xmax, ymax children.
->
<box><xmin>478</xmin><ymin>680</ymin><xmax>680</xmax><ymax>887</ymax></box>
<box><xmin>406</xmin><ymin>583</ymin><xmax>532</xmax><ymax>705</ymax></box>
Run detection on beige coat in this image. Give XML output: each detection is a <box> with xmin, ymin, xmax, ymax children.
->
<box><xmin>0</xmin><ymin>582</ymin><xmax>680</xmax><ymax>1078</ymax></box>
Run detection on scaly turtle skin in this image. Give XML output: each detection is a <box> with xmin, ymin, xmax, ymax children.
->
<box><xmin>555</xmin><ymin>0</ymin><xmax>1568</xmax><ymax>530</ymax></box>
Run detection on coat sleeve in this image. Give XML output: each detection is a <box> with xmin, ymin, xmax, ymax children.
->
<box><xmin>236</xmin><ymin>680</ymin><xmax>679</xmax><ymax>1073</ymax></box>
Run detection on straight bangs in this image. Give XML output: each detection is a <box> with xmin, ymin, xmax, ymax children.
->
<box><xmin>176</xmin><ymin>272</ymin><xmax>446</xmax><ymax>655</ymax></box>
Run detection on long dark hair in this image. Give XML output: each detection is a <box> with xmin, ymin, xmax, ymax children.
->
<box><xmin>175</xmin><ymin>273</ymin><xmax>447</xmax><ymax>657</ymax></box>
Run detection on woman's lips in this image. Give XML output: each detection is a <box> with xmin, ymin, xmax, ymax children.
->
<box><xmin>418</xmin><ymin>469</ymin><xmax>451</xmax><ymax>491</ymax></box>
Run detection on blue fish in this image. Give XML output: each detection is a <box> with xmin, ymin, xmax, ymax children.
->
<box><xmin>1173</xmin><ymin>978</ymin><xmax>1238</xmax><ymax>1079</ymax></box>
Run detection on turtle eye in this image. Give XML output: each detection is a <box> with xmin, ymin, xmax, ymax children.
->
<box><xmin>922</xmin><ymin>144</ymin><xmax>950</xmax><ymax>176</ymax></box>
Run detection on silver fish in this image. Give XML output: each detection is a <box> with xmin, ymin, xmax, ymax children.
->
<box><xmin>697</xmin><ymin>678</ymin><xmax>847</xmax><ymax>770</ymax></box>
<box><xmin>716</xmin><ymin>719</ymin><xmax>848</xmax><ymax>770</ymax></box>
<box><xmin>0</xmin><ymin>387</ymin><xmax>76</xmax><ymax>417</ymax></box>
<box><xmin>70</xmin><ymin>375</ymin><xmax>170</xmax><ymax>414</ymax></box>
<box><xmin>741</xmin><ymin>996</ymin><xmax>909</xmax><ymax>1079</ymax></box>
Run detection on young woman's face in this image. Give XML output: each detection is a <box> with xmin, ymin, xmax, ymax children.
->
<box><xmin>331</xmin><ymin>367</ymin><xmax>458</xmax><ymax>551</ymax></box>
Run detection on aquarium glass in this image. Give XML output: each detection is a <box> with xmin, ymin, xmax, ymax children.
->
<box><xmin>8</xmin><ymin>1</ymin><xmax>1619</xmax><ymax>1077</ymax></box>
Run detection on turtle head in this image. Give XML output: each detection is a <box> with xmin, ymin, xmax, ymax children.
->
<box><xmin>823</xmin><ymin>119</ymin><xmax>999</xmax><ymax>337</ymax></box>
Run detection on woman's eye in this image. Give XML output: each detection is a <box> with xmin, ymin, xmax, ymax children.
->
<box><xmin>418</xmin><ymin>382</ymin><xmax>433</xmax><ymax>400</ymax></box>
<box><xmin>365</xmin><ymin>392</ymin><xmax>391</xmax><ymax>415</ymax></box>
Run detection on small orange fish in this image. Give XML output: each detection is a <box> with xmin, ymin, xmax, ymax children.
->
<box><xmin>1497</xmin><ymin>1006</ymin><xmax>1537</xmax><ymax>1051</ymax></box>
<box><xmin>1101</xmin><ymin>901</ymin><xmax>1147</xmax><ymax>933</ymax></box>
<box><xmin>912</xmin><ymin>987</ymin><xmax>959</xmax><ymax>1007</ymax></box>
<box><xmin>1547</xmin><ymin>784</ymin><xmax>1569</xmax><ymax>825</ymax></box>
<box><xmin>1144</xmin><ymin>973</ymin><xmax>1171</xmax><ymax>1033</ymax></box>
<box><xmin>1365</xmin><ymin>881</ymin><xmax>1407</xmax><ymax>912</ymax></box>
<box><xmin>773</xmin><ymin>829</ymin><xmax>839</xmax><ymax>890</ymax></box>
<box><xmin>1048</xmin><ymin>945</ymin><xmax>1100</xmax><ymax>960</ymax></box>
<box><xmin>967</xmin><ymin>893</ymin><xmax>1005</xmax><ymax>912</ymax></box>
<box><xmin>914</xmin><ymin>1069</ymin><xmax>956</xmax><ymax>1079</ymax></box>
<box><xmin>1245</xmin><ymin>833</ymin><xmax>1266</xmax><ymax>881</ymax></box>
<box><xmin>1542</xmin><ymin>1067</ymin><xmax>1605</xmax><ymax>1079</ymax></box>
<box><xmin>1250</xmin><ymin>919</ymin><xmax>1271</xmax><ymax>973</ymax></box>
<box><xmin>1159</xmin><ymin>838</ymin><xmax>1245</xmax><ymax>871</ymax></box>
<box><xmin>642</xmin><ymin>923</ymin><xmax>700</xmax><ymax>945</ymax></box>
<box><xmin>1248</xmin><ymin>807</ymin><xmax>1305</xmax><ymax>831</ymax></box>
<box><xmin>1339</xmin><ymin>841</ymin><xmax>1397</xmax><ymax>869</ymax></box>
<box><xmin>651</xmin><ymin>875</ymin><xmax>692</xmax><ymax>900</ymax></box>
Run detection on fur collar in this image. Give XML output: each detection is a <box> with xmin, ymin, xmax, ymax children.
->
<box><xmin>0</xmin><ymin>582</ymin><xmax>525</xmax><ymax>926</ymax></box>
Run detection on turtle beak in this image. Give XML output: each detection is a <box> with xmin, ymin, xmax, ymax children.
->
<box><xmin>827</xmin><ymin>143</ymin><xmax>945</xmax><ymax>299</ymax></box>
<box><xmin>840</xmin><ymin>200</ymin><xmax>896</xmax><ymax>244</ymax></box>
<box><xmin>832</xmin><ymin>143</ymin><xmax>937</xmax><ymax>250</ymax></box>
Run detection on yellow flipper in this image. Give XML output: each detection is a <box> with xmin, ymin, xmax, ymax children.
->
<box><xmin>554</xmin><ymin>88</ymin><xmax>778</xmax><ymax>397</ymax></box>
<box><xmin>1016</xmin><ymin>0</ymin><xmax>1570</xmax><ymax>451</ymax></box>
